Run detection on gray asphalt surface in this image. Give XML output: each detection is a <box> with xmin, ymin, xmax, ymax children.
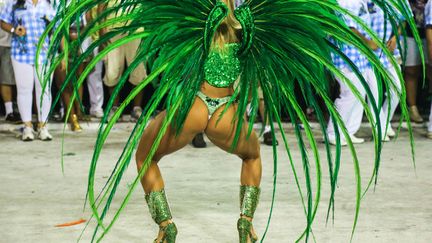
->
<box><xmin>0</xmin><ymin>122</ymin><xmax>431</xmax><ymax>242</ymax></box>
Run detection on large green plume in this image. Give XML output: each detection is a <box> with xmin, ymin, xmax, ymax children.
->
<box><xmin>37</xmin><ymin>0</ymin><xmax>421</xmax><ymax>242</ymax></box>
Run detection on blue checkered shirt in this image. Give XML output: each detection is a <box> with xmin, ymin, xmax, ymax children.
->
<box><xmin>0</xmin><ymin>0</ymin><xmax>55</xmax><ymax>65</ymax></box>
<box><xmin>426</xmin><ymin>0</ymin><xmax>432</xmax><ymax>26</ymax></box>
<box><xmin>366</xmin><ymin>1</ymin><xmax>406</xmax><ymax>69</ymax></box>
<box><xmin>332</xmin><ymin>0</ymin><xmax>369</xmax><ymax>72</ymax></box>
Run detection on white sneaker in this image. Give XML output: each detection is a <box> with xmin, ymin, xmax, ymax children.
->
<box><xmin>382</xmin><ymin>135</ymin><xmax>390</xmax><ymax>142</ymax></box>
<box><xmin>349</xmin><ymin>135</ymin><xmax>365</xmax><ymax>144</ymax></box>
<box><xmin>386</xmin><ymin>126</ymin><xmax>396</xmax><ymax>137</ymax></box>
<box><xmin>38</xmin><ymin>126</ymin><xmax>52</xmax><ymax>141</ymax></box>
<box><xmin>90</xmin><ymin>109</ymin><xmax>104</xmax><ymax>118</ymax></box>
<box><xmin>130</xmin><ymin>106</ymin><xmax>143</xmax><ymax>122</ymax></box>
<box><xmin>328</xmin><ymin>137</ymin><xmax>347</xmax><ymax>146</ymax></box>
<box><xmin>22</xmin><ymin>126</ymin><xmax>34</xmax><ymax>141</ymax></box>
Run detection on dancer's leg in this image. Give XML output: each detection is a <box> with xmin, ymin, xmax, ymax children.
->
<box><xmin>54</xmin><ymin>67</ymin><xmax>81</xmax><ymax>131</ymax></box>
<box><xmin>205</xmin><ymin>108</ymin><xmax>261</xmax><ymax>186</ymax></box>
<box><xmin>136</xmin><ymin>98</ymin><xmax>208</xmax><ymax>191</ymax></box>
<box><xmin>205</xmin><ymin>104</ymin><xmax>262</xmax><ymax>242</ymax></box>
<box><xmin>73</xmin><ymin>64</ymin><xmax>85</xmax><ymax>119</ymax></box>
<box><xmin>135</xmin><ymin>98</ymin><xmax>208</xmax><ymax>242</ymax></box>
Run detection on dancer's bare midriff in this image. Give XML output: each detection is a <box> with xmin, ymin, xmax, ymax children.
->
<box><xmin>200</xmin><ymin>81</ymin><xmax>234</xmax><ymax>98</ymax></box>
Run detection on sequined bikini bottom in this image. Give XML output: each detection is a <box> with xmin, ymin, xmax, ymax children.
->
<box><xmin>196</xmin><ymin>91</ymin><xmax>232</xmax><ymax>118</ymax></box>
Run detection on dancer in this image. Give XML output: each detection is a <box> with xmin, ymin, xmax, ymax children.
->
<box><xmin>40</xmin><ymin>0</ymin><xmax>419</xmax><ymax>242</ymax></box>
<box><xmin>135</xmin><ymin>3</ymin><xmax>262</xmax><ymax>241</ymax></box>
<box><xmin>53</xmin><ymin>13</ymin><xmax>90</xmax><ymax>132</ymax></box>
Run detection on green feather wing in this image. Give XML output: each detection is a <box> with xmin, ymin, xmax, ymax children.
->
<box><xmin>234</xmin><ymin>0</ymin><xmax>420</xmax><ymax>241</ymax></box>
<box><xmin>37</xmin><ymin>0</ymin><xmax>238</xmax><ymax>241</ymax></box>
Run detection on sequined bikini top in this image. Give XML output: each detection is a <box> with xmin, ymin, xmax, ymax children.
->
<box><xmin>204</xmin><ymin>43</ymin><xmax>241</xmax><ymax>88</ymax></box>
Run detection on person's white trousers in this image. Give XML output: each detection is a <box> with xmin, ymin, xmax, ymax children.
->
<box><xmin>428</xmin><ymin>101</ymin><xmax>432</xmax><ymax>132</ymax></box>
<box><xmin>380</xmin><ymin>65</ymin><xmax>403</xmax><ymax>130</ymax></box>
<box><xmin>87</xmin><ymin>47</ymin><xmax>104</xmax><ymax>113</ymax></box>
<box><xmin>327</xmin><ymin>68</ymin><xmax>384</xmax><ymax>139</ymax></box>
<box><xmin>12</xmin><ymin>59</ymin><xmax>51</xmax><ymax>123</ymax></box>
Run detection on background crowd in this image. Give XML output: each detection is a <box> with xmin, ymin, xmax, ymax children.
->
<box><xmin>0</xmin><ymin>0</ymin><xmax>431</xmax><ymax>144</ymax></box>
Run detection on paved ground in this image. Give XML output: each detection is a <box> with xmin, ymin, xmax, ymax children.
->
<box><xmin>0</xmin><ymin>121</ymin><xmax>431</xmax><ymax>243</ymax></box>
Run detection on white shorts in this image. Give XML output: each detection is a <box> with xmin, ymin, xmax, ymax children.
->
<box><xmin>405</xmin><ymin>37</ymin><xmax>428</xmax><ymax>67</ymax></box>
<box><xmin>103</xmin><ymin>34</ymin><xmax>147</xmax><ymax>87</ymax></box>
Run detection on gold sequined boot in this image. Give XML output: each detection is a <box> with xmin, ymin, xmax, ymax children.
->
<box><xmin>70</xmin><ymin>114</ymin><xmax>82</xmax><ymax>132</ymax></box>
<box><xmin>238</xmin><ymin>185</ymin><xmax>260</xmax><ymax>243</ymax></box>
<box><xmin>146</xmin><ymin>189</ymin><xmax>178</xmax><ymax>243</ymax></box>
<box><xmin>409</xmin><ymin>106</ymin><xmax>424</xmax><ymax>123</ymax></box>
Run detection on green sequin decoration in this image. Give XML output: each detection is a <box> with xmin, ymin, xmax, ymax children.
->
<box><xmin>234</xmin><ymin>5</ymin><xmax>255</xmax><ymax>56</ymax></box>
<box><xmin>240</xmin><ymin>185</ymin><xmax>246</xmax><ymax>208</ymax></box>
<box><xmin>145</xmin><ymin>189</ymin><xmax>173</xmax><ymax>224</ymax></box>
<box><xmin>204</xmin><ymin>1</ymin><xmax>229</xmax><ymax>53</ymax></box>
<box><xmin>204</xmin><ymin>43</ymin><xmax>241</xmax><ymax>88</ymax></box>
<box><xmin>240</xmin><ymin>185</ymin><xmax>260</xmax><ymax>218</ymax></box>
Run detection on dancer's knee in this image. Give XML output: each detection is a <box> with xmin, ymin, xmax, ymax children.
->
<box><xmin>136</xmin><ymin>151</ymin><xmax>161</xmax><ymax>170</ymax></box>
<box><xmin>239</xmin><ymin>141</ymin><xmax>260</xmax><ymax>162</ymax></box>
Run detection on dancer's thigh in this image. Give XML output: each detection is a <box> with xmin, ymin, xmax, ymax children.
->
<box><xmin>205</xmin><ymin>104</ymin><xmax>260</xmax><ymax>160</ymax></box>
<box><xmin>136</xmin><ymin>98</ymin><xmax>208</xmax><ymax>162</ymax></box>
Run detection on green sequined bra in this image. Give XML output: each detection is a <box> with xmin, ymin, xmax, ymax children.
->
<box><xmin>204</xmin><ymin>43</ymin><xmax>241</xmax><ymax>88</ymax></box>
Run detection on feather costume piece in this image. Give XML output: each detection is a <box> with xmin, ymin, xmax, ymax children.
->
<box><xmin>38</xmin><ymin>0</ymin><xmax>421</xmax><ymax>242</ymax></box>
